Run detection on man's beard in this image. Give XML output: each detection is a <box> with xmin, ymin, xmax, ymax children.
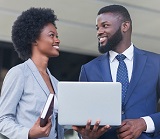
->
<box><xmin>98</xmin><ymin>27</ymin><xmax>123</xmax><ymax>53</ymax></box>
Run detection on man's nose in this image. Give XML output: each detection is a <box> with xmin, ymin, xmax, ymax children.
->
<box><xmin>97</xmin><ymin>27</ymin><xmax>105</xmax><ymax>37</ymax></box>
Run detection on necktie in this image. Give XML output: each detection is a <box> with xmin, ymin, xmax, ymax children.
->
<box><xmin>116</xmin><ymin>54</ymin><xmax>129</xmax><ymax>109</ymax></box>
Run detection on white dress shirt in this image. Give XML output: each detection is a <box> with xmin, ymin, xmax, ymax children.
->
<box><xmin>109</xmin><ymin>43</ymin><xmax>155</xmax><ymax>133</ymax></box>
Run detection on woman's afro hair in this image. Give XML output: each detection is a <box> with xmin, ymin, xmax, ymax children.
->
<box><xmin>12</xmin><ymin>7</ymin><xmax>58</xmax><ymax>60</ymax></box>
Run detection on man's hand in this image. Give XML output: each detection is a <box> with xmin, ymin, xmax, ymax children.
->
<box><xmin>28</xmin><ymin>116</ymin><xmax>52</xmax><ymax>139</ymax></box>
<box><xmin>72</xmin><ymin>120</ymin><xmax>111</xmax><ymax>139</ymax></box>
<box><xmin>117</xmin><ymin>118</ymin><xmax>147</xmax><ymax>139</ymax></box>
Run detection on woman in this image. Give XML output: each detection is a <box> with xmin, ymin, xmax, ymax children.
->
<box><xmin>0</xmin><ymin>7</ymin><xmax>110</xmax><ymax>139</ymax></box>
<box><xmin>0</xmin><ymin>7</ymin><xmax>64</xmax><ymax>139</ymax></box>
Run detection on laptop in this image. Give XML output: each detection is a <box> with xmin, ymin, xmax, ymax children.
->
<box><xmin>58</xmin><ymin>82</ymin><xmax>121</xmax><ymax>128</ymax></box>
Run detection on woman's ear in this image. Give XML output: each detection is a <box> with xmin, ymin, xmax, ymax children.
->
<box><xmin>121</xmin><ymin>21</ymin><xmax>131</xmax><ymax>33</ymax></box>
<box><xmin>32</xmin><ymin>41</ymin><xmax>38</xmax><ymax>46</ymax></box>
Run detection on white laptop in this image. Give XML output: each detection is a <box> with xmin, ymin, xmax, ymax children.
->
<box><xmin>58</xmin><ymin>82</ymin><xmax>121</xmax><ymax>128</ymax></box>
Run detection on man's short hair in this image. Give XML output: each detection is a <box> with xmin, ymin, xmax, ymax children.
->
<box><xmin>97</xmin><ymin>5</ymin><xmax>132</xmax><ymax>23</ymax></box>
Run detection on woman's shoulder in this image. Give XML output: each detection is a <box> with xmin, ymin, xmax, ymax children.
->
<box><xmin>7</xmin><ymin>62</ymin><xmax>23</xmax><ymax>75</ymax></box>
<box><xmin>4</xmin><ymin>60</ymin><xmax>32</xmax><ymax>83</ymax></box>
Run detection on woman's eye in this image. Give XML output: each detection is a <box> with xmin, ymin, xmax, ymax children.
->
<box><xmin>50</xmin><ymin>33</ymin><xmax>54</xmax><ymax>37</ymax></box>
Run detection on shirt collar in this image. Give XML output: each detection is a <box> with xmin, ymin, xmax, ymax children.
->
<box><xmin>109</xmin><ymin>43</ymin><xmax>134</xmax><ymax>63</ymax></box>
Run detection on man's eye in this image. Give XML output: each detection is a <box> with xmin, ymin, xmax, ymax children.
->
<box><xmin>96</xmin><ymin>27</ymin><xmax>99</xmax><ymax>31</ymax></box>
<box><xmin>103</xmin><ymin>24</ymin><xmax>108</xmax><ymax>28</ymax></box>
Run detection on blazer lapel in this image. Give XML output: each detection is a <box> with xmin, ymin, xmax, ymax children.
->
<box><xmin>26</xmin><ymin>59</ymin><xmax>50</xmax><ymax>96</ymax></box>
<box><xmin>47</xmin><ymin>69</ymin><xmax>57</xmax><ymax>94</ymax></box>
<box><xmin>124</xmin><ymin>47</ymin><xmax>147</xmax><ymax>106</ymax></box>
<box><xmin>98</xmin><ymin>53</ymin><xmax>113</xmax><ymax>82</ymax></box>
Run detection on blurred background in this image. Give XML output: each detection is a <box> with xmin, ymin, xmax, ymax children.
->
<box><xmin>0</xmin><ymin>0</ymin><xmax>160</xmax><ymax>138</ymax></box>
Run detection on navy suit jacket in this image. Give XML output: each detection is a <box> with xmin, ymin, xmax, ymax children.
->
<box><xmin>79</xmin><ymin>47</ymin><xmax>160</xmax><ymax>139</ymax></box>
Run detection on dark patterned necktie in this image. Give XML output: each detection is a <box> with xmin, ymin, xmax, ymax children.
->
<box><xmin>116</xmin><ymin>54</ymin><xmax>129</xmax><ymax>109</ymax></box>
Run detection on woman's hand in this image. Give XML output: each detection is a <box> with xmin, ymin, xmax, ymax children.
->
<box><xmin>28</xmin><ymin>116</ymin><xmax>52</xmax><ymax>139</ymax></box>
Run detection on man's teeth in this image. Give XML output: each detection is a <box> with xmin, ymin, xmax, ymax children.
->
<box><xmin>99</xmin><ymin>37</ymin><xmax>106</xmax><ymax>43</ymax></box>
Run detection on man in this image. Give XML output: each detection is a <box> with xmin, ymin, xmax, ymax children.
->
<box><xmin>73</xmin><ymin>4</ymin><xmax>160</xmax><ymax>139</ymax></box>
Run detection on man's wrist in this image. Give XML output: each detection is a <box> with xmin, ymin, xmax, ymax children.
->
<box><xmin>141</xmin><ymin>116</ymin><xmax>155</xmax><ymax>133</ymax></box>
<box><xmin>140</xmin><ymin>118</ymin><xmax>147</xmax><ymax>131</ymax></box>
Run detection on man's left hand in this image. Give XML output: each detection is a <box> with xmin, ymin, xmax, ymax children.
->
<box><xmin>117</xmin><ymin>118</ymin><xmax>147</xmax><ymax>139</ymax></box>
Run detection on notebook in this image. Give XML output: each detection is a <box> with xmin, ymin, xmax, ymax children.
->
<box><xmin>58</xmin><ymin>82</ymin><xmax>121</xmax><ymax>128</ymax></box>
<box><xmin>40</xmin><ymin>93</ymin><xmax>54</xmax><ymax>127</ymax></box>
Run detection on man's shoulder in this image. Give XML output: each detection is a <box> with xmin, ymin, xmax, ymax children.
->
<box><xmin>85</xmin><ymin>53</ymin><xmax>107</xmax><ymax>65</ymax></box>
<box><xmin>83</xmin><ymin>53</ymin><xmax>107</xmax><ymax>66</ymax></box>
<box><xmin>146</xmin><ymin>50</ymin><xmax>160</xmax><ymax>57</ymax></box>
<box><xmin>134</xmin><ymin>47</ymin><xmax>160</xmax><ymax>58</ymax></box>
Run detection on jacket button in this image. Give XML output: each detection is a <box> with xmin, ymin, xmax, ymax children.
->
<box><xmin>122</xmin><ymin>111</ymin><xmax>125</xmax><ymax>114</ymax></box>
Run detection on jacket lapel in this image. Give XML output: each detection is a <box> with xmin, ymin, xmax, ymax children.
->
<box><xmin>26</xmin><ymin>59</ymin><xmax>50</xmax><ymax>96</ymax></box>
<box><xmin>124</xmin><ymin>47</ymin><xmax>147</xmax><ymax>106</ymax></box>
<box><xmin>98</xmin><ymin>53</ymin><xmax>113</xmax><ymax>82</ymax></box>
<box><xmin>47</xmin><ymin>69</ymin><xmax>57</xmax><ymax>95</ymax></box>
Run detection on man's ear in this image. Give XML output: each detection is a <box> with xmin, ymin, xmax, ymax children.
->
<box><xmin>121</xmin><ymin>21</ymin><xmax>131</xmax><ymax>33</ymax></box>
